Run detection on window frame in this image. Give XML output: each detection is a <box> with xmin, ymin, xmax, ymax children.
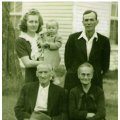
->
<box><xmin>109</xmin><ymin>2</ymin><xmax>118</xmax><ymax>49</ymax></box>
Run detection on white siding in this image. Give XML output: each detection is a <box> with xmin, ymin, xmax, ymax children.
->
<box><xmin>73</xmin><ymin>2</ymin><xmax>111</xmax><ymax>37</ymax></box>
<box><xmin>22</xmin><ymin>2</ymin><xmax>73</xmax><ymax>65</ymax></box>
<box><xmin>110</xmin><ymin>46</ymin><xmax>118</xmax><ymax>70</ymax></box>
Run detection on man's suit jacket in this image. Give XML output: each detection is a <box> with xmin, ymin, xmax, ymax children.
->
<box><xmin>14</xmin><ymin>82</ymin><xmax>66</xmax><ymax>120</ymax></box>
<box><xmin>64</xmin><ymin>32</ymin><xmax>110</xmax><ymax>89</ymax></box>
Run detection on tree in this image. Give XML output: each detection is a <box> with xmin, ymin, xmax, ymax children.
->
<box><xmin>2</xmin><ymin>2</ymin><xmax>23</xmax><ymax>94</ymax></box>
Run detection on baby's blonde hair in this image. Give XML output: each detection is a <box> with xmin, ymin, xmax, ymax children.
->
<box><xmin>46</xmin><ymin>19</ymin><xmax>59</xmax><ymax>29</ymax></box>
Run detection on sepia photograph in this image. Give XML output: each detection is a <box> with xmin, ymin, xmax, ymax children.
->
<box><xmin>2</xmin><ymin>1</ymin><xmax>118</xmax><ymax>120</ymax></box>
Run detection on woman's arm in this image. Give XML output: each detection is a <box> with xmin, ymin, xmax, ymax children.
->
<box><xmin>88</xmin><ymin>88</ymin><xmax>106</xmax><ymax>120</ymax></box>
<box><xmin>21</xmin><ymin>56</ymin><xmax>42</xmax><ymax>68</ymax></box>
<box><xmin>16</xmin><ymin>38</ymin><xmax>42</xmax><ymax>68</ymax></box>
<box><xmin>69</xmin><ymin>90</ymin><xmax>87</xmax><ymax>120</ymax></box>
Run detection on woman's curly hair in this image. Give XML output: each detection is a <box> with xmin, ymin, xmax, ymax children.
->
<box><xmin>19</xmin><ymin>9</ymin><xmax>43</xmax><ymax>33</ymax></box>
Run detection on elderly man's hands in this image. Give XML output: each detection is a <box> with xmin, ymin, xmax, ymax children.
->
<box><xmin>86</xmin><ymin>113</ymin><xmax>95</xmax><ymax>119</ymax></box>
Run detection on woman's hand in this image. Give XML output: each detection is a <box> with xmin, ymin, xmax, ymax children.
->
<box><xmin>43</xmin><ymin>42</ymin><xmax>50</xmax><ymax>48</ymax></box>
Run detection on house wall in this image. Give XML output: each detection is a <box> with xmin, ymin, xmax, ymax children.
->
<box><xmin>20</xmin><ymin>2</ymin><xmax>117</xmax><ymax>70</ymax></box>
<box><xmin>110</xmin><ymin>46</ymin><xmax>118</xmax><ymax>70</ymax></box>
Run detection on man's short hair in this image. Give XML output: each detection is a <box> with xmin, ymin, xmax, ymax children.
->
<box><xmin>77</xmin><ymin>62</ymin><xmax>94</xmax><ymax>73</ymax></box>
<box><xmin>83</xmin><ymin>10</ymin><xmax>98</xmax><ymax>20</ymax></box>
<box><xmin>37</xmin><ymin>63</ymin><xmax>52</xmax><ymax>71</ymax></box>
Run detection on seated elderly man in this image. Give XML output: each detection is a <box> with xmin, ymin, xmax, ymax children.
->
<box><xmin>14</xmin><ymin>63</ymin><xmax>66</xmax><ymax>120</ymax></box>
<box><xmin>69</xmin><ymin>62</ymin><xmax>106</xmax><ymax>120</ymax></box>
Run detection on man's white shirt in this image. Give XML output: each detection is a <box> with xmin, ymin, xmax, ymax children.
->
<box><xmin>78</xmin><ymin>31</ymin><xmax>98</xmax><ymax>60</ymax></box>
<box><xmin>34</xmin><ymin>84</ymin><xmax>50</xmax><ymax>112</ymax></box>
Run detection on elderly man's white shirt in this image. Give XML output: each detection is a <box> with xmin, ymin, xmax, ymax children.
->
<box><xmin>34</xmin><ymin>84</ymin><xmax>50</xmax><ymax>112</ymax></box>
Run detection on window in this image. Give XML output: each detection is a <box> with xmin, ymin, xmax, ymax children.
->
<box><xmin>10</xmin><ymin>2</ymin><xmax>22</xmax><ymax>12</ymax></box>
<box><xmin>9</xmin><ymin>2</ymin><xmax>22</xmax><ymax>29</ymax></box>
<box><xmin>110</xmin><ymin>2</ymin><xmax>118</xmax><ymax>44</ymax></box>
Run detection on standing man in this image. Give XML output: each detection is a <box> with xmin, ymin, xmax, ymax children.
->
<box><xmin>14</xmin><ymin>63</ymin><xmax>66</xmax><ymax>120</ymax></box>
<box><xmin>64</xmin><ymin>10</ymin><xmax>110</xmax><ymax>91</ymax></box>
<box><xmin>69</xmin><ymin>62</ymin><xmax>106</xmax><ymax>120</ymax></box>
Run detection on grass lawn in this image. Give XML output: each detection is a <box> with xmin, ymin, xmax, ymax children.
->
<box><xmin>103</xmin><ymin>79</ymin><xmax>118</xmax><ymax>120</ymax></box>
<box><xmin>2</xmin><ymin>79</ymin><xmax>118</xmax><ymax>120</ymax></box>
<box><xmin>2</xmin><ymin>95</ymin><xmax>18</xmax><ymax>120</ymax></box>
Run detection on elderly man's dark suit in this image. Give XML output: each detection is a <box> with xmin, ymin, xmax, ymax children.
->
<box><xmin>14</xmin><ymin>82</ymin><xmax>66</xmax><ymax>120</ymax></box>
<box><xmin>64</xmin><ymin>32</ymin><xmax>110</xmax><ymax>90</ymax></box>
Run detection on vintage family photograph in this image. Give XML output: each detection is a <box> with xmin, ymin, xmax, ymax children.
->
<box><xmin>2</xmin><ymin>1</ymin><xmax>118</xmax><ymax>120</ymax></box>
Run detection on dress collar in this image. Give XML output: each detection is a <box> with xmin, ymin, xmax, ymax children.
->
<box><xmin>19</xmin><ymin>32</ymin><xmax>38</xmax><ymax>42</ymax></box>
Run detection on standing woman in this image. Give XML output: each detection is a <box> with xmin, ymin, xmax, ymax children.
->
<box><xmin>16</xmin><ymin>9</ymin><xmax>43</xmax><ymax>82</ymax></box>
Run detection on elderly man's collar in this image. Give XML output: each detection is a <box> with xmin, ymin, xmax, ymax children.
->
<box><xmin>39</xmin><ymin>83</ymin><xmax>50</xmax><ymax>88</ymax></box>
<box><xmin>77</xmin><ymin>31</ymin><xmax>98</xmax><ymax>41</ymax></box>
